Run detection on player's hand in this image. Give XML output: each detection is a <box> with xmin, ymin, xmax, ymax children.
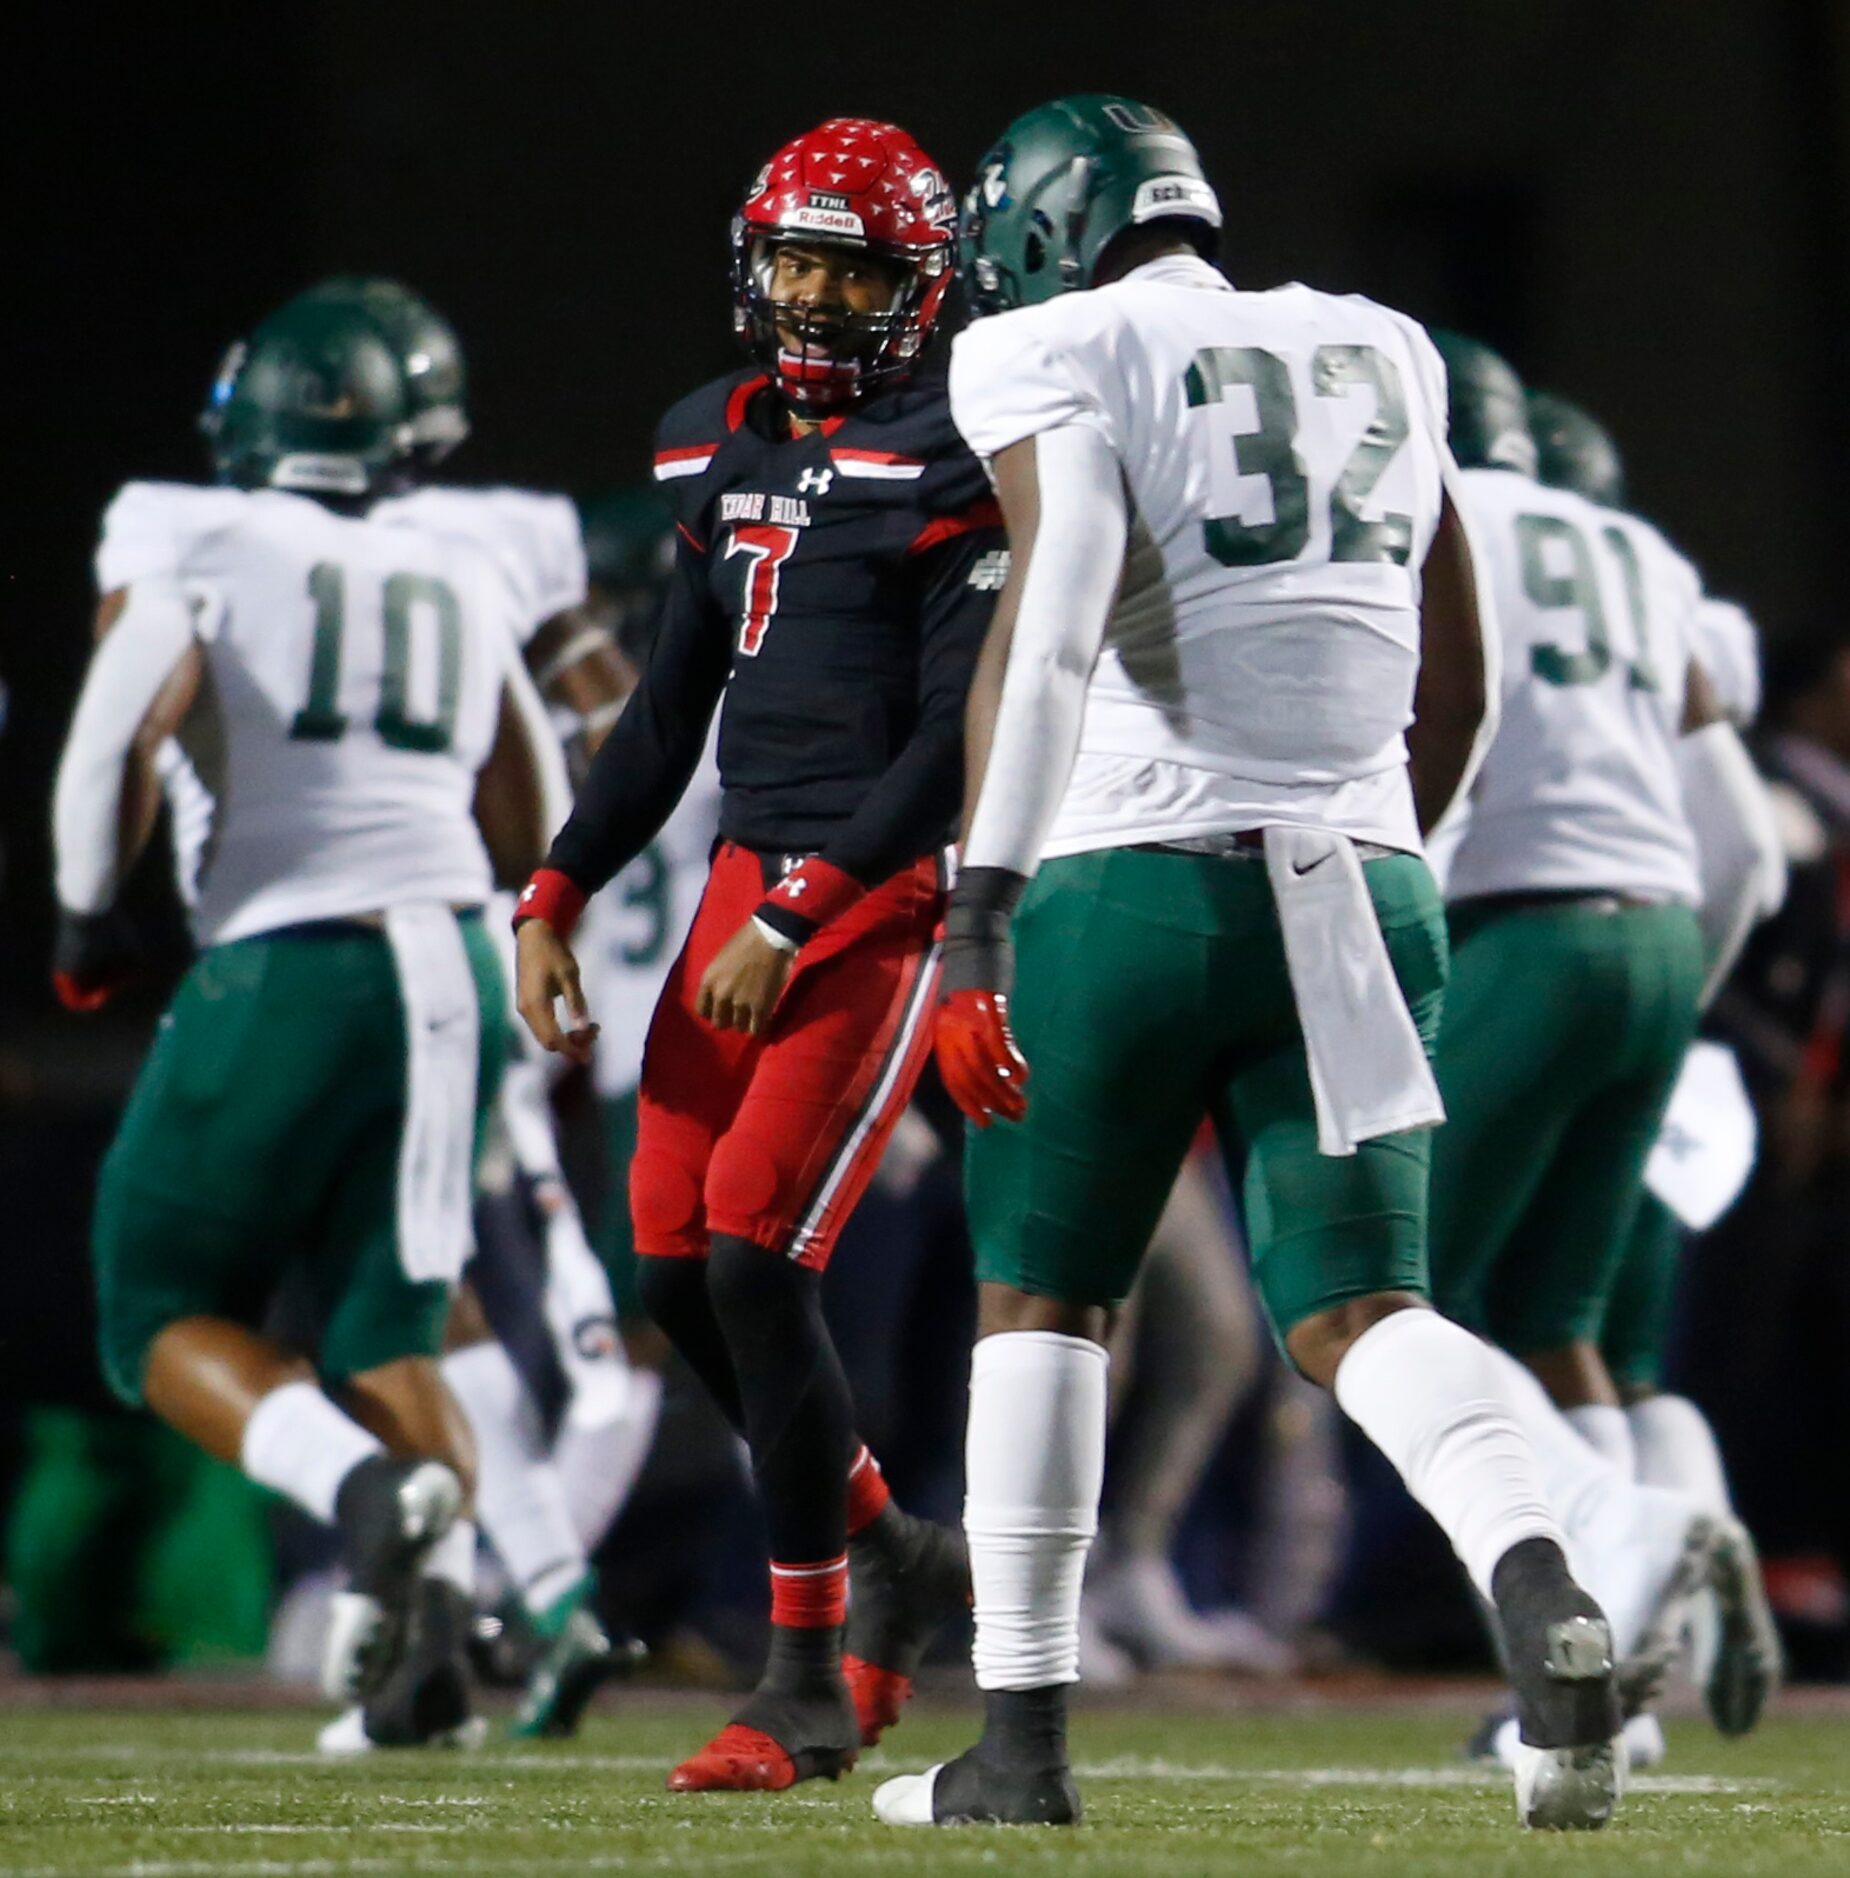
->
<box><xmin>515</xmin><ymin>918</ymin><xmax>599</xmax><ymax>1066</ymax></box>
<box><xmin>52</xmin><ymin>908</ymin><xmax>140</xmax><ymax>1013</ymax></box>
<box><xmin>934</xmin><ymin>988</ymin><xmax>1029</xmax><ymax>1128</ymax></box>
<box><xmin>697</xmin><ymin>919</ymin><xmax>794</xmax><ymax>1037</ymax></box>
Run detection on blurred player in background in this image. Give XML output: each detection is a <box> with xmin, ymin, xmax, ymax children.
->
<box><xmin>50</xmin><ymin>294</ymin><xmax>553</xmax><ymax>1748</ymax></box>
<box><xmin>1462</xmin><ymin>387</ymin><xmax>1782</xmax><ymax>1772</ymax></box>
<box><xmin>1425</xmin><ymin>340</ymin><xmax>1783</xmax><ymax>1754</ymax></box>
<box><xmin>514</xmin><ymin>119</ymin><xmax>998</xmax><ymax>1791</ymax></box>
<box><xmin>259</xmin><ymin>279</ymin><xmax>652</xmax><ymax>1742</ymax></box>
<box><xmin>878</xmin><ymin>94</ymin><xmax>1757</xmax><ymax>1834</ymax></box>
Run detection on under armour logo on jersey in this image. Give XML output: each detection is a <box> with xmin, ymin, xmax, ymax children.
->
<box><xmin>779</xmin><ymin>876</ymin><xmax>810</xmax><ymax>900</ymax></box>
<box><xmin>797</xmin><ymin>466</ymin><xmax>835</xmax><ymax>496</ymax></box>
<box><xmin>967</xmin><ymin>549</ymin><xmax>1011</xmax><ymax>591</ymax></box>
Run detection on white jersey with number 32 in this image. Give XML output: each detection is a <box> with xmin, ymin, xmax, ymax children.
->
<box><xmin>96</xmin><ymin>481</ymin><xmax>522</xmax><ymax>945</ymax></box>
<box><xmin>949</xmin><ymin>252</ymin><xmax>1452</xmax><ymax>856</ymax></box>
<box><xmin>1446</xmin><ymin>468</ymin><xmax>1701</xmax><ymax>905</ymax></box>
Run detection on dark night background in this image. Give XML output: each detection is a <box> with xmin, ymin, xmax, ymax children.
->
<box><xmin>5</xmin><ymin>2</ymin><xmax>1850</xmax><ymax>1636</ymax></box>
<box><xmin>8</xmin><ymin>0</ymin><xmax>1850</xmax><ymax>1013</ymax></box>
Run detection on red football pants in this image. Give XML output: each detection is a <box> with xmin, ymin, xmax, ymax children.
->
<box><xmin>630</xmin><ymin>842</ymin><xmax>944</xmax><ymax>1271</ymax></box>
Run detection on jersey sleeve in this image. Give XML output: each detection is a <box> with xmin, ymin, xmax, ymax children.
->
<box><xmin>1691</xmin><ymin>597</ymin><xmax>1763</xmax><ymax>727</ymax></box>
<box><xmin>811</xmin><ymin>510</ymin><xmax>1005</xmax><ymax>887</ymax></box>
<box><xmin>479</xmin><ymin>492</ymin><xmax>588</xmax><ymax>638</ymax></box>
<box><xmin>94</xmin><ymin>482</ymin><xmax>231</xmax><ymax>591</ymax></box>
<box><xmin>949</xmin><ymin>309</ymin><xmax>1117</xmax><ymax>459</ymax></box>
<box><xmin>543</xmin><ymin>521</ymin><xmax>731</xmax><ymax>894</ymax></box>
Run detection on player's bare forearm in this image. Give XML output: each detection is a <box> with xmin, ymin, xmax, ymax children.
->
<box><xmin>117</xmin><ymin>638</ymin><xmax>204</xmax><ymax>884</ymax></box>
<box><xmin>1408</xmin><ymin>491</ymin><xmax>1487</xmax><ymax>834</ymax></box>
<box><xmin>527</xmin><ymin>605</ymin><xmax>631</xmax><ymax>762</ymax></box>
<box><xmin>475</xmin><ymin>682</ymin><xmax>549</xmax><ymax>888</ymax></box>
<box><xmin>958</xmin><ymin>441</ymin><xmax>1041</xmax><ymax>845</ymax></box>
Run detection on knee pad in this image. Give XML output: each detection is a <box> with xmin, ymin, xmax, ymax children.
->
<box><xmin>630</xmin><ymin>1148</ymin><xmax>702</xmax><ymax>1245</ymax></box>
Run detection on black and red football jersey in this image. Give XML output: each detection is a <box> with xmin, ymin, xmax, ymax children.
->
<box><xmin>547</xmin><ymin>366</ymin><xmax>1004</xmax><ymax>896</ymax></box>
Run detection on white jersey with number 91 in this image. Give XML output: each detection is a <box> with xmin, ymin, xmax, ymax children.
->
<box><xmin>949</xmin><ymin>252</ymin><xmax>1452</xmax><ymax>857</ymax></box>
<box><xmin>1445</xmin><ymin>468</ymin><xmax>1701</xmax><ymax>906</ymax></box>
<box><xmin>97</xmin><ymin>481</ymin><xmax>522</xmax><ymax>946</ymax></box>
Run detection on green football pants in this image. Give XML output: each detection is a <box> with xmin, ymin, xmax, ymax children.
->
<box><xmin>966</xmin><ymin>846</ymin><xmax>1448</xmax><ymax>1338</ymax></box>
<box><xmin>1426</xmin><ymin>898</ymin><xmax>1703</xmax><ymax>1355</ymax></box>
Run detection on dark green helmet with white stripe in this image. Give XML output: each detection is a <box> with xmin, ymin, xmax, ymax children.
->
<box><xmin>958</xmin><ymin>95</ymin><xmax>1222</xmax><ymax>317</ymax></box>
<box><xmin>1528</xmin><ymin>389</ymin><xmax>1626</xmax><ymax>509</ymax></box>
<box><xmin>1429</xmin><ymin>329</ymin><xmax>1537</xmax><ymax>476</ymax></box>
<box><xmin>298</xmin><ymin>276</ymin><xmax>470</xmax><ymax>466</ymax></box>
<box><xmin>200</xmin><ymin>297</ymin><xmax>414</xmax><ymax>496</ymax></box>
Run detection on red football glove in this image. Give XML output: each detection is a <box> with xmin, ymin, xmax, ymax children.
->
<box><xmin>934</xmin><ymin>988</ymin><xmax>1030</xmax><ymax>1128</ymax></box>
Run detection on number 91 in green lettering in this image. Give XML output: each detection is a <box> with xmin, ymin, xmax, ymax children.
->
<box><xmin>289</xmin><ymin>562</ymin><xmax>464</xmax><ymax>751</ymax></box>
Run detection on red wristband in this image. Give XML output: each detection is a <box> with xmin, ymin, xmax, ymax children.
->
<box><xmin>513</xmin><ymin>868</ymin><xmax>588</xmax><ymax>940</ymax></box>
<box><xmin>759</xmin><ymin>857</ymin><xmax>865</xmax><ymax>933</ymax></box>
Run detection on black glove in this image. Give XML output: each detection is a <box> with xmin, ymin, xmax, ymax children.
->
<box><xmin>53</xmin><ymin>907</ymin><xmax>141</xmax><ymax>1012</ymax></box>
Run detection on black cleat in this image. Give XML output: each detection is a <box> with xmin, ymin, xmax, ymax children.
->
<box><xmin>874</xmin><ymin>1746</ymin><xmax>1082</xmax><ymax>1827</ymax></box>
<box><xmin>1493</xmin><ymin>1537</ymin><xmax>1622</xmax><ymax>1830</ymax></box>
<box><xmin>319</xmin><ymin>1579</ymin><xmax>484</xmax><ymax>1753</ymax></box>
<box><xmin>323</xmin><ymin>1456</ymin><xmax>462</xmax><ymax>1704</ymax></box>
<box><xmin>844</xmin><ymin>1504</ymin><xmax>971</xmax><ymax>1745</ymax></box>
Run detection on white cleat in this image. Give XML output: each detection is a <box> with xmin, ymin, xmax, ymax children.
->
<box><xmin>1512</xmin><ymin>1736</ymin><xmax>1624</xmax><ymax>1831</ymax></box>
<box><xmin>317</xmin><ymin>1707</ymin><xmax>373</xmax><ymax>1756</ymax></box>
<box><xmin>874</xmin><ymin>1766</ymin><xmax>942</xmax><ymax>1825</ymax></box>
<box><xmin>1593</xmin><ymin>1492</ymin><xmax>1719</xmax><ymax>1713</ymax></box>
<box><xmin>320</xmin><ymin>1593</ymin><xmax>386</xmax><ymax>1704</ymax></box>
<box><xmin>1622</xmin><ymin>1712</ymin><xmax>1667</xmax><ymax>1769</ymax></box>
<box><xmin>317</xmin><ymin>1706</ymin><xmax>488</xmax><ymax>1756</ymax></box>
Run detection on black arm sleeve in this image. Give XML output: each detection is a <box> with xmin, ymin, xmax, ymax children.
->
<box><xmin>814</xmin><ymin>523</ymin><xmax>1003</xmax><ymax>886</ymax></box>
<box><xmin>544</xmin><ymin>531</ymin><xmax>729</xmax><ymax>894</ymax></box>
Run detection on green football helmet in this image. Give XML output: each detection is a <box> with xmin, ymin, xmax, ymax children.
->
<box><xmin>1528</xmin><ymin>389</ymin><xmax>1626</xmax><ymax>509</ymax></box>
<box><xmin>1428</xmin><ymin>329</ymin><xmax>1537</xmax><ymax>476</ymax></box>
<box><xmin>297</xmin><ymin>275</ymin><xmax>469</xmax><ymax>464</ymax></box>
<box><xmin>200</xmin><ymin>298</ymin><xmax>414</xmax><ymax>496</ymax></box>
<box><xmin>579</xmin><ymin>486</ymin><xmax>675</xmax><ymax>662</ymax></box>
<box><xmin>959</xmin><ymin>94</ymin><xmax>1222</xmax><ymax>316</ymax></box>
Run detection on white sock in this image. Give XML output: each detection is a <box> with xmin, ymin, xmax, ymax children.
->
<box><xmin>555</xmin><ymin>1367</ymin><xmax>664</xmax><ymax>1553</ymax></box>
<box><xmin>1332</xmin><ymin>1311</ymin><xmax>1563</xmax><ymax>1600</ymax></box>
<box><xmin>442</xmin><ymin>1343</ymin><xmax>585</xmax><ymax>1612</ymax></box>
<box><xmin>1628</xmin><ymin>1394</ymin><xmax>1733</xmax><ymax>1513</ymax></box>
<box><xmin>239</xmin><ymin>1379</ymin><xmax>382</xmax><ymax>1524</ymax></box>
<box><xmin>1564</xmin><ymin>1404</ymin><xmax>1637</xmax><ymax>1479</ymax></box>
<box><xmin>965</xmin><ymin>1331</ymin><xmax>1108</xmax><ymax>1690</ymax></box>
<box><xmin>427</xmin><ymin>1519</ymin><xmax>478</xmax><ymax>1597</ymax></box>
<box><xmin>1475</xmin><ymin>1344</ymin><xmax>1710</xmax><ymax>1655</ymax></box>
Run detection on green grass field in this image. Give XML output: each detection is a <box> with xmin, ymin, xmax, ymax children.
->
<box><xmin>1</xmin><ymin>1696</ymin><xmax>1842</xmax><ymax>1877</ymax></box>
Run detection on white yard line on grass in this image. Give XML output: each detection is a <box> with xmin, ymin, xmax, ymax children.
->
<box><xmin>26</xmin><ymin>1742</ymin><xmax>1778</xmax><ymax>1797</ymax></box>
<box><xmin>6</xmin><ymin>1854</ymin><xmax>784</xmax><ymax>1878</ymax></box>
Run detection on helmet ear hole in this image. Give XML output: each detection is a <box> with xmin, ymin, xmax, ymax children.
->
<box><xmin>1024</xmin><ymin>210</ymin><xmax>1056</xmax><ymax>275</ymax></box>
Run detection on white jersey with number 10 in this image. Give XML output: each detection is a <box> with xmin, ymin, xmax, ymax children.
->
<box><xmin>949</xmin><ymin>251</ymin><xmax>1453</xmax><ymax>858</ymax></box>
<box><xmin>96</xmin><ymin>481</ymin><xmax>523</xmax><ymax>946</ymax></box>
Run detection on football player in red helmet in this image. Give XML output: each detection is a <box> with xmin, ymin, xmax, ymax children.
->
<box><xmin>515</xmin><ymin>119</ymin><xmax>998</xmax><ymax>1792</ymax></box>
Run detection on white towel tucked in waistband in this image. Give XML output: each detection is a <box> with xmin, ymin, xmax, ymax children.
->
<box><xmin>1262</xmin><ymin>827</ymin><xmax>1445</xmax><ymax>1157</ymax></box>
<box><xmin>385</xmin><ymin>903</ymin><xmax>481</xmax><ymax>1283</ymax></box>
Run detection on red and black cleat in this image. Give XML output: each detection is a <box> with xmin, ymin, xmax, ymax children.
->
<box><xmin>845</xmin><ymin>1504</ymin><xmax>972</xmax><ymax>1748</ymax></box>
<box><xmin>666</xmin><ymin>1683</ymin><xmax>859</xmax><ymax>1792</ymax></box>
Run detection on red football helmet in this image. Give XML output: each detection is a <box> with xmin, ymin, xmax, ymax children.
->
<box><xmin>731</xmin><ymin>118</ymin><xmax>956</xmax><ymax>412</ymax></box>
